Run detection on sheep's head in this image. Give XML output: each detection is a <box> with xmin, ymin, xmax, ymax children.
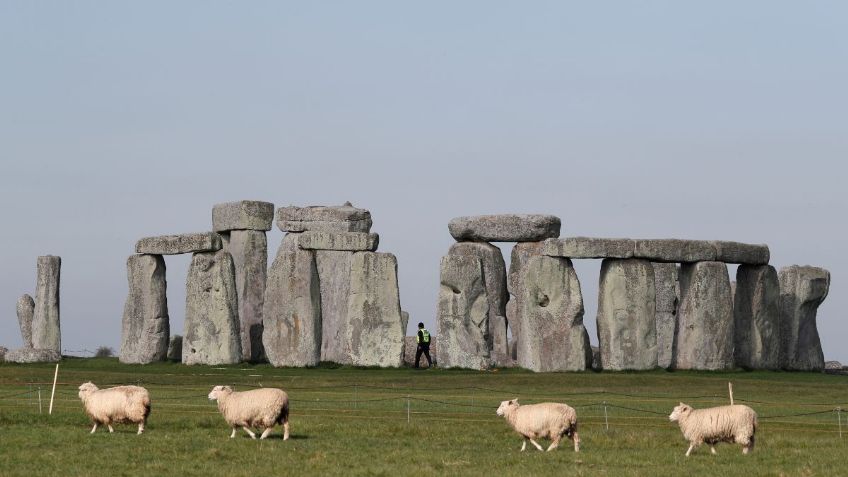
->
<box><xmin>496</xmin><ymin>398</ymin><xmax>519</xmax><ymax>417</ymax></box>
<box><xmin>208</xmin><ymin>385</ymin><xmax>233</xmax><ymax>401</ymax></box>
<box><xmin>78</xmin><ymin>382</ymin><xmax>98</xmax><ymax>400</ymax></box>
<box><xmin>669</xmin><ymin>402</ymin><xmax>692</xmax><ymax>422</ymax></box>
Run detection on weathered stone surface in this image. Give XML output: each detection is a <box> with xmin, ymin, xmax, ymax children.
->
<box><xmin>299</xmin><ymin>231</ymin><xmax>379</xmax><ymax>251</ymax></box>
<box><xmin>401</xmin><ymin>311</ymin><xmax>410</xmax><ymax>336</ymax></box>
<box><xmin>633</xmin><ymin>239</ymin><xmax>716</xmax><ymax>263</ymax></box>
<box><xmin>183</xmin><ymin>250</ymin><xmax>242</xmax><ymax>365</ymax></box>
<box><xmin>591</xmin><ymin>346</ymin><xmax>601</xmax><ymax>370</ymax></box>
<box><xmin>276</xmin><ymin>204</ymin><xmax>372</xmax><ymax>233</ymax></box>
<box><xmin>672</xmin><ymin>261</ymin><xmax>734</xmax><ymax>370</ymax></box>
<box><xmin>517</xmin><ymin>256</ymin><xmax>591</xmax><ymax>372</ymax></box>
<box><xmin>120</xmin><ymin>254</ymin><xmax>169</xmax><ymax>364</ymax></box>
<box><xmin>167</xmin><ymin>336</ymin><xmax>182</xmax><ymax>362</ymax></box>
<box><xmin>316</xmin><ymin>251</ymin><xmax>354</xmax><ymax>364</ymax></box>
<box><xmin>543</xmin><ymin>237</ymin><xmax>634</xmax><ymax>259</ymax></box>
<box><xmin>224</xmin><ymin>230</ymin><xmax>268</xmax><ymax>362</ymax></box>
<box><xmin>403</xmin><ymin>336</ymin><xmax>437</xmax><ymax>367</ymax></box>
<box><xmin>711</xmin><ymin>241</ymin><xmax>770</xmax><ymax>265</ymax></box>
<box><xmin>506</xmin><ymin>242</ymin><xmax>546</xmax><ymax>362</ymax></box>
<box><xmin>16</xmin><ymin>294</ymin><xmax>34</xmax><ymax>348</ymax></box>
<box><xmin>32</xmin><ymin>256</ymin><xmax>61</xmax><ymax>353</ymax></box>
<box><xmin>778</xmin><ymin>266</ymin><xmax>830</xmax><ymax>371</ymax></box>
<box><xmin>652</xmin><ymin>263</ymin><xmax>679</xmax><ymax>369</ymax></box>
<box><xmin>448</xmin><ymin>214</ymin><xmax>561</xmax><ymax>242</ymax></box>
<box><xmin>734</xmin><ymin>265</ymin><xmax>780</xmax><ymax>369</ymax></box>
<box><xmin>262</xmin><ymin>234</ymin><xmax>322</xmax><ymax>367</ymax></box>
<box><xmin>448</xmin><ymin>242</ymin><xmax>510</xmax><ymax>366</ymax></box>
<box><xmin>437</xmin><ymin>255</ymin><xmax>491</xmax><ymax>369</ymax></box>
<box><xmin>5</xmin><ymin>348</ymin><xmax>61</xmax><ymax>363</ymax></box>
<box><xmin>347</xmin><ymin>252</ymin><xmax>405</xmax><ymax>367</ymax></box>
<box><xmin>136</xmin><ymin>233</ymin><xmax>222</xmax><ymax>255</ymax></box>
<box><xmin>596</xmin><ymin>259</ymin><xmax>657</xmax><ymax>370</ymax></box>
<box><xmin>213</xmin><ymin>200</ymin><xmax>274</xmax><ymax>232</ymax></box>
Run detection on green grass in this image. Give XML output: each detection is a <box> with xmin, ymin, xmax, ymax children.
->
<box><xmin>1</xmin><ymin>359</ymin><xmax>846</xmax><ymax>476</ymax></box>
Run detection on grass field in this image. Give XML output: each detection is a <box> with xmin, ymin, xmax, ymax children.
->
<box><xmin>1</xmin><ymin>359</ymin><xmax>846</xmax><ymax>476</ymax></box>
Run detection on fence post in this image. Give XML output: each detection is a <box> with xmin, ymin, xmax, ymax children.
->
<box><xmin>604</xmin><ymin>401</ymin><xmax>609</xmax><ymax>431</ymax></box>
<box><xmin>837</xmin><ymin>407</ymin><xmax>843</xmax><ymax>439</ymax></box>
<box><xmin>728</xmin><ymin>382</ymin><xmax>734</xmax><ymax>405</ymax></box>
<box><xmin>407</xmin><ymin>395</ymin><xmax>410</xmax><ymax>424</ymax></box>
<box><xmin>354</xmin><ymin>384</ymin><xmax>357</xmax><ymax>410</ymax></box>
<box><xmin>48</xmin><ymin>363</ymin><xmax>59</xmax><ymax>415</ymax></box>
<box><xmin>38</xmin><ymin>387</ymin><xmax>43</xmax><ymax>414</ymax></box>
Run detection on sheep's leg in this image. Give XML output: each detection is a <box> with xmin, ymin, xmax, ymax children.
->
<box><xmin>520</xmin><ymin>439</ymin><xmax>527</xmax><ymax>452</ymax></box>
<box><xmin>260</xmin><ymin>427</ymin><xmax>273</xmax><ymax>440</ymax></box>
<box><xmin>242</xmin><ymin>426</ymin><xmax>257</xmax><ymax>439</ymax></box>
<box><xmin>685</xmin><ymin>443</ymin><xmax>696</xmax><ymax>457</ymax></box>
<box><xmin>710</xmin><ymin>445</ymin><xmax>717</xmax><ymax>455</ymax></box>
<box><xmin>283</xmin><ymin>421</ymin><xmax>290</xmax><ymax>441</ymax></box>
<box><xmin>137</xmin><ymin>422</ymin><xmax>145</xmax><ymax>435</ymax></box>
<box><xmin>230</xmin><ymin>427</ymin><xmax>237</xmax><ymax>438</ymax></box>
<box><xmin>546</xmin><ymin>435</ymin><xmax>561</xmax><ymax>452</ymax></box>
<box><xmin>90</xmin><ymin>423</ymin><xmax>98</xmax><ymax>434</ymax></box>
<box><xmin>529</xmin><ymin>438</ymin><xmax>544</xmax><ymax>451</ymax></box>
<box><xmin>107</xmin><ymin>425</ymin><xmax>115</xmax><ymax>433</ymax></box>
<box><xmin>572</xmin><ymin>431</ymin><xmax>581</xmax><ymax>452</ymax></box>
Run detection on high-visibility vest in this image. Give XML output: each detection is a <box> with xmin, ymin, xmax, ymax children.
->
<box><xmin>417</xmin><ymin>329</ymin><xmax>431</xmax><ymax>344</ymax></box>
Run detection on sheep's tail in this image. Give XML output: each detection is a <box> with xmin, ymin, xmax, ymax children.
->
<box><xmin>277</xmin><ymin>401</ymin><xmax>289</xmax><ymax>425</ymax></box>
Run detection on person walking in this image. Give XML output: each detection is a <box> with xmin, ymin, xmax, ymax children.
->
<box><xmin>415</xmin><ymin>322</ymin><xmax>433</xmax><ymax>369</ymax></box>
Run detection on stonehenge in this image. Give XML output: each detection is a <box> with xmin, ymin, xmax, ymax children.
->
<box><xmin>16</xmin><ymin>294</ymin><xmax>34</xmax><ymax>348</ymax></box>
<box><xmin>653</xmin><ymin>263</ymin><xmax>678</xmax><ymax>369</ymax></box>
<box><xmin>734</xmin><ymin>265</ymin><xmax>780</xmax><ymax>369</ymax></box>
<box><xmin>120</xmin><ymin>254</ymin><xmax>169</xmax><ymax>364</ymax></box>
<box><xmin>778</xmin><ymin>266</ymin><xmax>831</xmax><ymax>371</ymax></box>
<box><xmin>7</xmin><ymin>256</ymin><xmax>62</xmax><ymax>363</ymax></box>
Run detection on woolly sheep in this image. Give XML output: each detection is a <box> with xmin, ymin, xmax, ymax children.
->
<box><xmin>496</xmin><ymin>399</ymin><xmax>580</xmax><ymax>452</ymax></box>
<box><xmin>77</xmin><ymin>382</ymin><xmax>151</xmax><ymax>435</ymax></box>
<box><xmin>669</xmin><ymin>402</ymin><xmax>758</xmax><ymax>456</ymax></box>
<box><xmin>208</xmin><ymin>385</ymin><xmax>290</xmax><ymax>440</ymax></box>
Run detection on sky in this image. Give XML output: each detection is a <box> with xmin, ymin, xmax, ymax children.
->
<box><xmin>1</xmin><ymin>2</ymin><xmax>845</xmax><ymax>361</ymax></box>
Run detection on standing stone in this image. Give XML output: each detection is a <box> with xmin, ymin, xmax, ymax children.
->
<box><xmin>448</xmin><ymin>242</ymin><xmax>510</xmax><ymax>366</ymax></box>
<box><xmin>778</xmin><ymin>266</ymin><xmax>830</xmax><ymax>371</ymax></box>
<box><xmin>652</xmin><ymin>263</ymin><xmax>679</xmax><ymax>369</ymax></box>
<box><xmin>347</xmin><ymin>252</ymin><xmax>404</xmax><ymax>367</ymax></box>
<box><xmin>517</xmin><ymin>256</ymin><xmax>591</xmax><ymax>372</ymax></box>
<box><xmin>437</xmin><ymin>255</ymin><xmax>491</xmax><ymax>369</ymax></box>
<box><xmin>596</xmin><ymin>259</ymin><xmax>657</xmax><ymax>370</ymax></box>
<box><xmin>16</xmin><ymin>294</ymin><xmax>34</xmax><ymax>348</ymax></box>
<box><xmin>32</xmin><ymin>256</ymin><xmax>61</xmax><ymax>353</ymax></box>
<box><xmin>224</xmin><ymin>230</ymin><xmax>268</xmax><ymax>362</ymax></box>
<box><xmin>673</xmin><ymin>261</ymin><xmax>734</xmax><ymax>370</ymax></box>
<box><xmin>262</xmin><ymin>234</ymin><xmax>322</xmax><ymax>367</ymax></box>
<box><xmin>120</xmin><ymin>254</ymin><xmax>169</xmax><ymax>364</ymax></box>
<box><xmin>183</xmin><ymin>250</ymin><xmax>242</xmax><ymax>365</ymax></box>
<box><xmin>167</xmin><ymin>336</ymin><xmax>183</xmax><ymax>362</ymax></box>
<box><xmin>507</xmin><ymin>242</ymin><xmax>545</xmax><ymax>362</ymax></box>
<box><xmin>316</xmin><ymin>250</ymin><xmax>355</xmax><ymax>363</ymax></box>
<box><xmin>734</xmin><ymin>265</ymin><xmax>780</xmax><ymax>369</ymax></box>
<box><xmin>448</xmin><ymin>214</ymin><xmax>561</xmax><ymax>242</ymax></box>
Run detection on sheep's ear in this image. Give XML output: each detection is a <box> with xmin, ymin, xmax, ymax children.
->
<box><xmin>513</xmin><ymin>398</ymin><xmax>519</xmax><ymax>404</ymax></box>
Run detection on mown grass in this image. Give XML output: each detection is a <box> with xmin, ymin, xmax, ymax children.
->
<box><xmin>1</xmin><ymin>358</ymin><xmax>846</xmax><ymax>476</ymax></box>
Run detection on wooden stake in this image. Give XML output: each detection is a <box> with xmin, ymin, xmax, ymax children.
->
<box><xmin>728</xmin><ymin>382</ymin><xmax>734</xmax><ymax>405</ymax></box>
<box><xmin>49</xmin><ymin>363</ymin><xmax>59</xmax><ymax>415</ymax></box>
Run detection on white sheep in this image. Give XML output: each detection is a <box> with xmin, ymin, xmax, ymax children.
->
<box><xmin>669</xmin><ymin>402</ymin><xmax>758</xmax><ymax>456</ymax></box>
<box><xmin>208</xmin><ymin>385</ymin><xmax>290</xmax><ymax>440</ymax></box>
<box><xmin>77</xmin><ymin>382</ymin><xmax>151</xmax><ymax>435</ymax></box>
<box><xmin>496</xmin><ymin>399</ymin><xmax>580</xmax><ymax>452</ymax></box>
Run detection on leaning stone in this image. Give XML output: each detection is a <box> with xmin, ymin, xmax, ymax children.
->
<box><xmin>5</xmin><ymin>348</ymin><xmax>61</xmax><ymax>363</ymax></box>
<box><xmin>32</xmin><ymin>256</ymin><xmax>61</xmax><ymax>353</ymax></box>
<box><xmin>672</xmin><ymin>261</ymin><xmax>734</xmax><ymax>370</ymax></box>
<box><xmin>448</xmin><ymin>214</ymin><xmax>561</xmax><ymax>242</ymax></box>
<box><xmin>262</xmin><ymin>234</ymin><xmax>322</xmax><ymax>367</ymax></box>
<box><xmin>633</xmin><ymin>239</ymin><xmax>716</xmax><ymax>263</ymax></box>
<box><xmin>316</xmin><ymin>251</ymin><xmax>355</xmax><ymax>364</ymax></box>
<box><xmin>136</xmin><ymin>232</ymin><xmax>222</xmax><ymax>255</ymax></box>
<box><xmin>183</xmin><ymin>250</ymin><xmax>242</xmax><ymax>365</ymax></box>
<box><xmin>506</xmin><ymin>242</ymin><xmax>546</xmax><ymax>361</ymax></box>
<box><xmin>212</xmin><ymin>200</ymin><xmax>274</xmax><ymax>232</ymax></box>
<box><xmin>517</xmin><ymin>256</ymin><xmax>591</xmax><ymax>372</ymax></box>
<box><xmin>167</xmin><ymin>336</ymin><xmax>182</xmax><ymax>362</ymax></box>
<box><xmin>298</xmin><ymin>231</ymin><xmax>379</xmax><ymax>251</ymax></box>
<box><xmin>543</xmin><ymin>237</ymin><xmax>634</xmax><ymax>259</ymax></box>
<box><xmin>224</xmin><ymin>230</ymin><xmax>268</xmax><ymax>362</ymax></box>
<box><xmin>652</xmin><ymin>263</ymin><xmax>679</xmax><ymax>369</ymax></box>
<box><xmin>16</xmin><ymin>294</ymin><xmax>34</xmax><ymax>348</ymax></box>
<box><xmin>120</xmin><ymin>254</ymin><xmax>169</xmax><ymax>364</ymax></box>
<box><xmin>734</xmin><ymin>265</ymin><xmax>780</xmax><ymax>369</ymax></box>
<box><xmin>346</xmin><ymin>252</ymin><xmax>405</xmax><ymax>367</ymax></box>
<box><xmin>711</xmin><ymin>241</ymin><xmax>770</xmax><ymax>265</ymax></box>
<box><xmin>597</xmin><ymin>259</ymin><xmax>657</xmax><ymax>370</ymax></box>
<box><xmin>778</xmin><ymin>265</ymin><xmax>830</xmax><ymax>371</ymax></box>
<box><xmin>276</xmin><ymin>204</ymin><xmax>372</xmax><ymax>233</ymax></box>
<box><xmin>436</xmin><ymin>255</ymin><xmax>491</xmax><ymax>369</ymax></box>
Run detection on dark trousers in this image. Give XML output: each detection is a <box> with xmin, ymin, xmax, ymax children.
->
<box><xmin>415</xmin><ymin>345</ymin><xmax>432</xmax><ymax>368</ymax></box>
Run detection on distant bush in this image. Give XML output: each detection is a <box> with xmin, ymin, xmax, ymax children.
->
<box><xmin>95</xmin><ymin>346</ymin><xmax>114</xmax><ymax>358</ymax></box>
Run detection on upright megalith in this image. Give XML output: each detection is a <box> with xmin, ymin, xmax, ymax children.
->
<box><xmin>673</xmin><ymin>261</ymin><xmax>734</xmax><ymax>370</ymax></box>
<box><xmin>517</xmin><ymin>256</ymin><xmax>591</xmax><ymax>372</ymax></box>
<box><xmin>277</xmin><ymin>203</ymin><xmax>372</xmax><ymax>233</ymax></box>
<box><xmin>437</xmin><ymin>255</ymin><xmax>491</xmax><ymax>369</ymax></box>
<box><xmin>262</xmin><ymin>234</ymin><xmax>322</xmax><ymax>367</ymax></box>
<box><xmin>734</xmin><ymin>265</ymin><xmax>780</xmax><ymax>369</ymax></box>
<box><xmin>778</xmin><ymin>266</ymin><xmax>830</xmax><ymax>371</ymax></box>
<box><xmin>224</xmin><ymin>230</ymin><xmax>268</xmax><ymax>362</ymax></box>
<box><xmin>120</xmin><ymin>254</ymin><xmax>169</xmax><ymax>364</ymax></box>
<box><xmin>652</xmin><ymin>263</ymin><xmax>679</xmax><ymax>369</ymax></box>
<box><xmin>596</xmin><ymin>259</ymin><xmax>657</xmax><ymax>370</ymax></box>
<box><xmin>183</xmin><ymin>250</ymin><xmax>242</xmax><ymax>365</ymax></box>
<box><xmin>167</xmin><ymin>335</ymin><xmax>183</xmax><ymax>362</ymax></box>
<box><xmin>16</xmin><ymin>294</ymin><xmax>34</xmax><ymax>348</ymax></box>
<box><xmin>315</xmin><ymin>251</ymin><xmax>354</xmax><ymax>363</ymax></box>
<box><xmin>506</xmin><ymin>242</ymin><xmax>546</xmax><ymax>360</ymax></box>
<box><xmin>32</xmin><ymin>255</ymin><xmax>61</xmax><ymax>353</ymax></box>
<box><xmin>448</xmin><ymin>214</ymin><xmax>561</xmax><ymax>242</ymax></box>
<box><xmin>347</xmin><ymin>252</ymin><xmax>404</xmax><ymax>367</ymax></box>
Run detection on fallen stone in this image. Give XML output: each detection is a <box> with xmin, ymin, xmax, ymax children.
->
<box><xmin>276</xmin><ymin>204</ymin><xmax>372</xmax><ymax>233</ymax></box>
<box><xmin>299</xmin><ymin>231</ymin><xmax>379</xmax><ymax>251</ymax></box>
<box><xmin>543</xmin><ymin>237</ymin><xmax>634</xmax><ymax>259</ymax></box>
<box><xmin>315</xmin><ymin>251</ymin><xmax>354</xmax><ymax>364</ymax></box>
<box><xmin>5</xmin><ymin>348</ymin><xmax>61</xmax><ymax>363</ymax></box>
<box><xmin>734</xmin><ymin>265</ymin><xmax>780</xmax><ymax>369</ymax></box>
<box><xmin>120</xmin><ymin>254</ymin><xmax>169</xmax><ymax>364</ymax></box>
<box><xmin>16</xmin><ymin>294</ymin><xmax>34</xmax><ymax>348</ymax></box>
<box><xmin>448</xmin><ymin>214</ymin><xmax>561</xmax><ymax>242</ymax></box>
<box><xmin>506</xmin><ymin>242</ymin><xmax>546</xmax><ymax>362</ymax></box>
<box><xmin>167</xmin><ymin>336</ymin><xmax>182</xmax><ymax>362</ymax></box>
<box><xmin>652</xmin><ymin>263</ymin><xmax>679</xmax><ymax>369</ymax></box>
<box><xmin>262</xmin><ymin>234</ymin><xmax>322</xmax><ymax>367</ymax></box>
<box><xmin>672</xmin><ymin>261</ymin><xmax>734</xmax><ymax>370</ymax></box>
<box><xmin>224</xmin><ymin>230</ymin><xmax>268</xmax><ymax>362</ymax></box>
<box><xmin>633</xmin><ymin>239</ymin><xmax>716</xmax><ymax>263</ymax></box>
<box><xmin>596</xmin><ymin>259</ymin><xmax>657</xmax><ymax>370</ymax></box>
<box><xmin>711</xmin><ymin>241</ymin><xmax>770</xmax><ymax>265</ymax></box>
<box><xmin>212</xmin><ymin>200</ymin><xmax>275</xmax><ymax>232</ymax></box>
<box><xmin>347</xmin><ymin>252</ymin><xmax>405</xmax><ymax>367</ymax></box>
<box><xmin>136</xmin><ymin>232</ymin><xmax>222</xmax><ymax>255</ymax></box>
<box><xmin>403</xmin><ymin>336</ymin><xmax>437</xmax><ymax>367</ymax></box>
<box><xmin>779</xmin><ymin>265</ymin><xmax>830</xmax><ymax>371</ymax></box>
<box><xmin>32</xmin><ymin>256</ymin><xmax>61</xmax><ymax>353</ymax></box>
<box><xmin>183</xmin><ymin>250</ymin><xmax>242</xmax><ymax>365</ymax></box>
<box><xmin>436</xmin><ymin>255</ymin><xmax>491</xmax><ymax>369</ymax></box>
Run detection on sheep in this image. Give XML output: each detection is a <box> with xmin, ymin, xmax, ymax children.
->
<box><xmin>669</xmin><ymin>402</ymin><xmax>758</xmax><ymax>456</ymax></box>
<box><xmin>77</xmin><ymin>382</ymin><xmax>151</xmax><ymax>435</ymax></box>
<box><xmin>496</xmin><ymin>398</ymin><xmax>580</xmax><ymax>452</ymax></box>
<box><xmin>208</xmin><ymin>385</ymin><xmax>290</xmax><ymax>440</ymax></box>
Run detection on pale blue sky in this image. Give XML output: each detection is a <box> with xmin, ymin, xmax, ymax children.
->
<box><xmin>1</xmin><ymin>2</ymin><xmax>845</xmax><ymax>360</ymax></box>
